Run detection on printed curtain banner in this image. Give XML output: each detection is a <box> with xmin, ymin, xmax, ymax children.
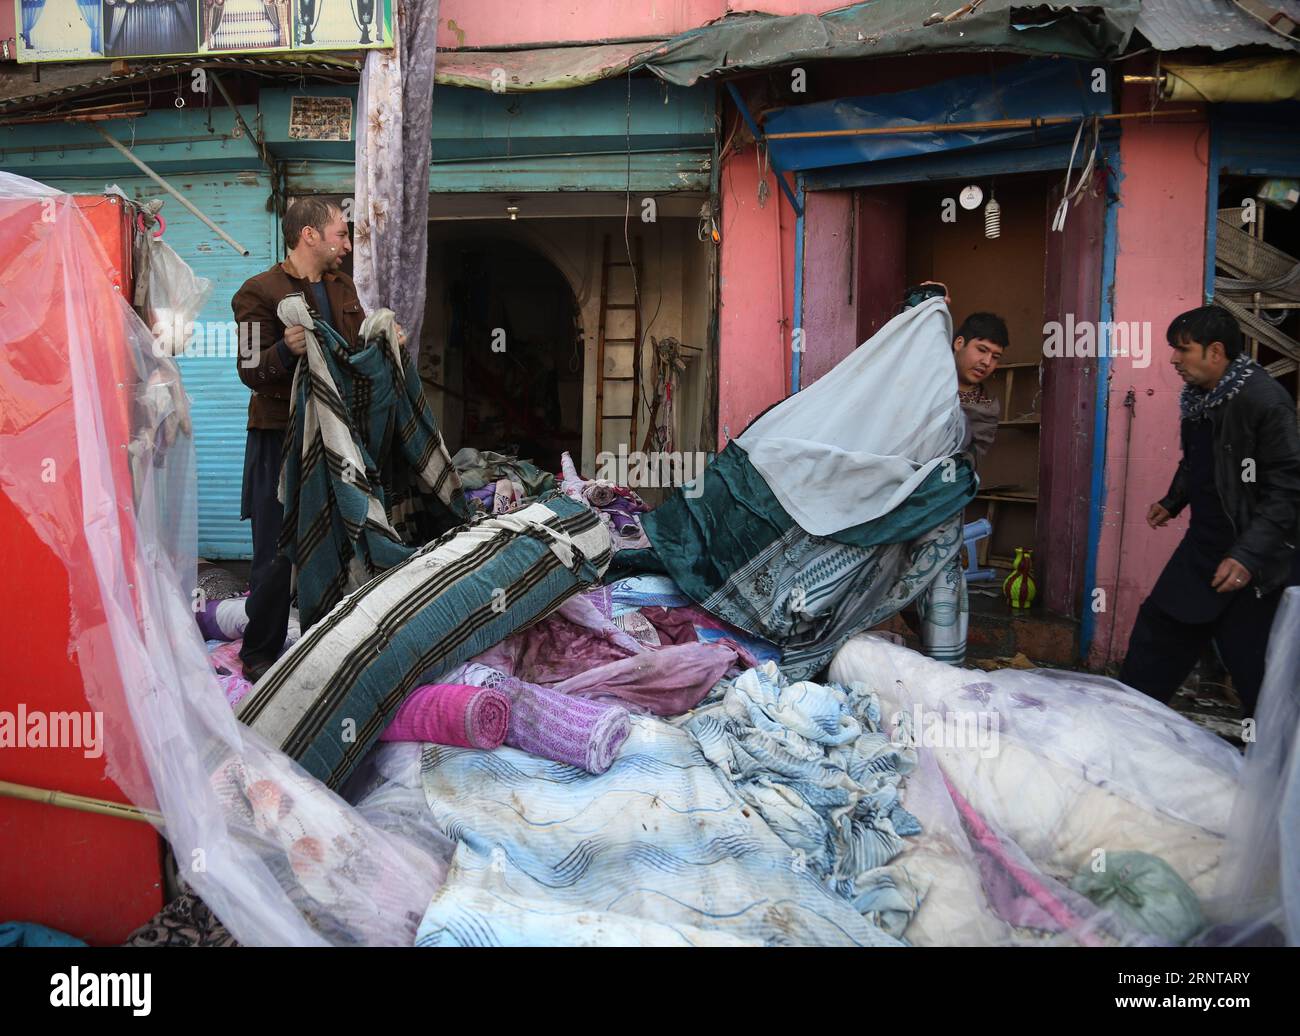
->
<box><xmin>14</xmin><ymin>0</ymin><xmax>391</xmax><ymax>63</ymax></box>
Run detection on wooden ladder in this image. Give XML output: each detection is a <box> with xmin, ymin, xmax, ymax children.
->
<box><xmin>594</xmin><ymin>234</ymin><xmax>643</xmax><ymax>458</ymax></box>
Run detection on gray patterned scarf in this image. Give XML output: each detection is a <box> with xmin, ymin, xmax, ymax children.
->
<box><xmin>1180</xmin><ymin>352</ymin><xmax>1257</xmax><ymax>422</ymax></box>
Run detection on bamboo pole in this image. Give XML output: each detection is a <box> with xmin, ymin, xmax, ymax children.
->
<box><xmin>764</xmin><ymin>108</ymin><xmax>1199</xmax><ymax>141</ymax></box>
<box><xmin>1</xmin><ymin>102</ymin><xmax>148</xmax><ymax>127</ymax></box>
<box><xmin>0</xmin><ymin>779</ymin><xmax>162</xmax><ymax>827</ymax></box>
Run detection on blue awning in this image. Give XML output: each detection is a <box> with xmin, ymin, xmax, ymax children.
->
<box><xmin>763</xmin><ymin>58</ymin><xmax>1113</xmax><ymax>174</ymax></box>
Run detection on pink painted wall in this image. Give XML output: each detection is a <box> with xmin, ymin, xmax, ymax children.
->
<box><xmin>1089</xmin><ymin>115</ymin><xmax>1209</xmax><ymax>667</ymax></box>
<box><xmin>435</xmin><ymin>1</ymin><xmax>843</xmax><ymax>50</ymax></box>
<box><xmin>799</xmin><ymin>189</ymin><xmax>858</xmax><ymax>386</ymax></box>
<box><xmin>717</xmin><ymin>143</ymin><xmax>796</xmax><ymax>443</ymax></box>
<box><xmin>0</xmin><ymin>5</ymin><xmax>14</xmax><ymax>56</ymax></box>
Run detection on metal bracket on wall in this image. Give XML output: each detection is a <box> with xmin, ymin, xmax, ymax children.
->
<box><xmin>723</xmin><ymin>81</ymin><xmax>803</xmax><ymax>217</ymax></box>
<box><xmin>208</xmin><ymin>70</ymin><xmax>277</xmax><ymax>182</ymax></box>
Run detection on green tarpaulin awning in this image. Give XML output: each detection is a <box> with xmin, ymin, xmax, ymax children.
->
<box><xmin>434</xmin><ymin>1</ymin><xmax>1141</xmax><ymax>92</ymax></box>
<box><xmin>631</xmin><ymin>0</ymin><xmax>1141</xmax><ymax>87</ymax></box>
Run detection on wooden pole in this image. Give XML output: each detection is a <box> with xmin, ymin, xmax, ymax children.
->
<box><xmin>0</xmin><ymin>779</ymin><xmax>162</xmax><ymax>827</ymax></box>
<box><xmin>764</xmin><ymin>108</ymin><xmax>1199</xmax><ymax>142</ymax></box>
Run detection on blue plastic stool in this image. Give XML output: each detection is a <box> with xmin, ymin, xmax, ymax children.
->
<box><xmin>962</xmin><ymin>518</ymin><xmax>996</xmax><ymax>582</ymax></box>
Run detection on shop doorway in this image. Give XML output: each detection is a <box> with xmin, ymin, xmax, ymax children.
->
<box><xmin>420</xmin><ymin>202</ymin><xmax>716</xmax><ymax>483</ymax></box>
<box><xmin>425</xmin><ymin>236</ymin><xmax>584</xmax><ymax>474</ymax></box>
<box><xmin>835</xmin><ymin>168</ymin><xmax>1104</xmax><ymax>616</ymax></box>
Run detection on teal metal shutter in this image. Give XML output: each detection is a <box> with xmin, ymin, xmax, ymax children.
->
<box><xmin>44</xmin><ymin>170</ymin><xmax>276</xmax><ymax>559</ymax></box>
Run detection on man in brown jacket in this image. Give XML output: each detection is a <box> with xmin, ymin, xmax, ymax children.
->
<box><xmin>232</xmin><ymin>197</ymin><xmax>370</xmax><ymax>682</ymax></box>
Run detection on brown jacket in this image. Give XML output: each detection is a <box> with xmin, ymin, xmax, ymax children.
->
<box><xmin>232</xmin><ymin>258</ymin><xmax>367</xmax><ymax>430</ymax></box>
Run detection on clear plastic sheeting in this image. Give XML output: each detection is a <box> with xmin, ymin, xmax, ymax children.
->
<box><xmin>829</xmin><ymin>633</ymin><xmax>1263</xmax><ymax>946</ymax></box>
<box><xmin>1214</xmin><ymin>587</ymin><xmax>1300</xmax><ymax>946</ymax></box>
<box><xmin>0</xmin><ymin>172</ymin><xmax>450</xmax><ymax>946</ymax></box>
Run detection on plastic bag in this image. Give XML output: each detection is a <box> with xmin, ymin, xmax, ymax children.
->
<box><xmin>1071</xmin><ymin>851</ymin><xmax>1205</xmax><ymax>945</ymax></box>
<box><xmin>108</xmin><ymin>185</ymin><xmax>213</xmax><ymax>357</ymax></box>
<box><xmin>135</xmin><ymin>212</ymin><xmax>214</xmax><ymax>357</ymax></box>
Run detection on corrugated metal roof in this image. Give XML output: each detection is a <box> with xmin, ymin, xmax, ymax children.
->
<box><xmin>0</xmin><ymin>54</ymin><xmax>361</xmax><ymax>115</ymax></box>
<box><xmin>1136</xmin><ymin>0</ymin><xmax>1300</xmax><ymax>51</ymax></box>
<box><xmin>435</xmin><ymin>42</ymin><xmax>661</xmax><ymax>91</ymax></box>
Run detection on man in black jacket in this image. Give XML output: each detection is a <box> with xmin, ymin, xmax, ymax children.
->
<box><xmin>1120</xmin><ymin>305</ymin><xmax>1300</xmax><ymax>716</ymax></box>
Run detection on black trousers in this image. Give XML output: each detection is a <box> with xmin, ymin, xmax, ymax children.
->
<box><xmin>1119</xmin><ymin>586</ymin><xmax>1283</xmax><ymax>718</ymax></box>
<box><xmin>239</xmin><ymin>428</ymin><xmax>293</xmax><ymax>669</ymax></box>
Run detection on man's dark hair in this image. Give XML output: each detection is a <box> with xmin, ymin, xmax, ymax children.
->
<box><xmin>1166</xmin><ymin>305</ymin><xmax>1244</xmax><ymax>360</ymax></box>
<box><xmin>283</xmin><ymin>197</ymin><xmax>342</xmax><ymax>251</ymax></box>
<box><xmin>955</xmin><ymin>312</ymin><xmax>1009</xmax><ymax>349</ymax></box>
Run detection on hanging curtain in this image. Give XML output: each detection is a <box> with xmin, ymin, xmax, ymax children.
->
<box><xmin>261</xmin><ymin>1</ymin><xmax>280</xmax><ymax>46</ymax></box>
<box><xmin>175</xmin><ymin>0</ymin><xmax>198</xmax><ymax>49</ymax></box>
<box><xmin>105</xmin><ymin>0</ymin><xmax>126</xmax><ymax>53</ymax></box>
<box><xmin>75</xmin><ymin>0</ymin><xmax>102</xmax><ymax>52</ymax></box>
<box><xmin>106</xmin><ymin>0</ymin><xmax>193</xmax><ymax>57</ymax></box>
<box><xmin>206</xmin><ymin>0</ymin><xmax>224</xmax><ymax>47</ymax></box>
<box><xmin>353</xmin><ymin>0</ymin><xmax>438</xmax><ymax>370</ymax></box>
<box><xmin>21</xmin><ymin>0</ymin><xmax>42</xmax><ymax>49</ymax></box>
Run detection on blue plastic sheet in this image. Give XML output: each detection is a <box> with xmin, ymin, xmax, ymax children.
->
<box><xmin>764</xmin><ymin>58</ymin><xmax>1112</xmax><ymax>173</ymax></box>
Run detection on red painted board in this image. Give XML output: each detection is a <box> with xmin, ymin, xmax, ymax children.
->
<box><xmin>0</xmin><ymin>195</ymin><xmax>162</xmax><ymax>945</ymax></box>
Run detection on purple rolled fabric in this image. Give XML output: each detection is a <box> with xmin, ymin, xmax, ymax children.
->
<box><xmin>450</xmin><ymin>663</ymin><xmax>630</xmax><ymax>773</ymax></box>
<box><xmin>503</xmin><ymin>675</ymin><xmax>631</xmax><ymax>774</ymax></box>
<box><xmin>196</xmin><ymin>596</ymin><xmax>250</xmax><ymax>641</ymax></box>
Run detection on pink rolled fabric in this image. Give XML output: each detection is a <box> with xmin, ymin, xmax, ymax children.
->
<box><xmin>380</xmin><ymin>683</ymin><xmax>510</xmax><ymax>750</ymax></box>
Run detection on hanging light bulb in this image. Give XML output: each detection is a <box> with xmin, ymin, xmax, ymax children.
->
<box><xmin>984</xmin><ymin>194</ymin><xmax>1001</xmax><ymax>239</ymax></box>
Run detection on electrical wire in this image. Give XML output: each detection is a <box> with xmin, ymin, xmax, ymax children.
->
<box><xmin>1104</xmin><ymin>387</ymin><xmax>1138</xmax><ymax>665</ymax></box>
<box><xmin>640</xmin><ymin>217</ymin><xmax>665</xmax><ymax>347</ymax></box>
<box><xmin>1051</xmin><ymin>114</ymin><xmax>1100</xmax><ymax>232</ymax></box>
<box><xmin>1232</xmin><ymin>0</ymin><xmax>1300</xmax><ymax>41</ymax></box>
<box><xmin>622</xmin><ymin>68</ymin><xmax>647</xmax><ymax>425</ymax></box>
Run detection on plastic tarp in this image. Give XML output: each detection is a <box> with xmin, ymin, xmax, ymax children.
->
<box><xmin>631</xmin><ymin>1</ymin><xmax>1141</xmax><ymax>89</ymax></box>
<box><xmin>1162</xmin><ymin>56</ymin><xmax>1300</xmax><ymax>104</ymax></box>
<box><xmin>828</xmin><ymin>589</ymin><xmax>1300</xmax><ymax>946</ymax></box>
<box><xmin>0</xmin><ymin>171</ymin><xmax>454</xmax><ymax>946</ymax></box>
<box><xmin>761</xmin><ymin>57</ymin><xmax>1113</xmax><ymax>174</ymax></box>
<box><xmin>1214</xmin><ymin>587</ymin><xmax>1300</xmax><ymax>945</ymax></box>
<box><xmin>434</xmin><ymin>42</ymin><xmax>659</xmax><ymax>92</ymax></box>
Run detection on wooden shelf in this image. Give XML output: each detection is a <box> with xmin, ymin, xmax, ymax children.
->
<box><xmin>999</xmin><ymin>416</ymin><xmax>1041</xmax><ymax>426</ymax></box>
<box><xmin>988</xmin><ymin>361</ymin><xmax>1040</xmax><ymax>370</ymax></box>
<box><xmin>975</xmin><ymin>491</ymin><xmax>1038</xmax><ymax>503</ymax></box>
